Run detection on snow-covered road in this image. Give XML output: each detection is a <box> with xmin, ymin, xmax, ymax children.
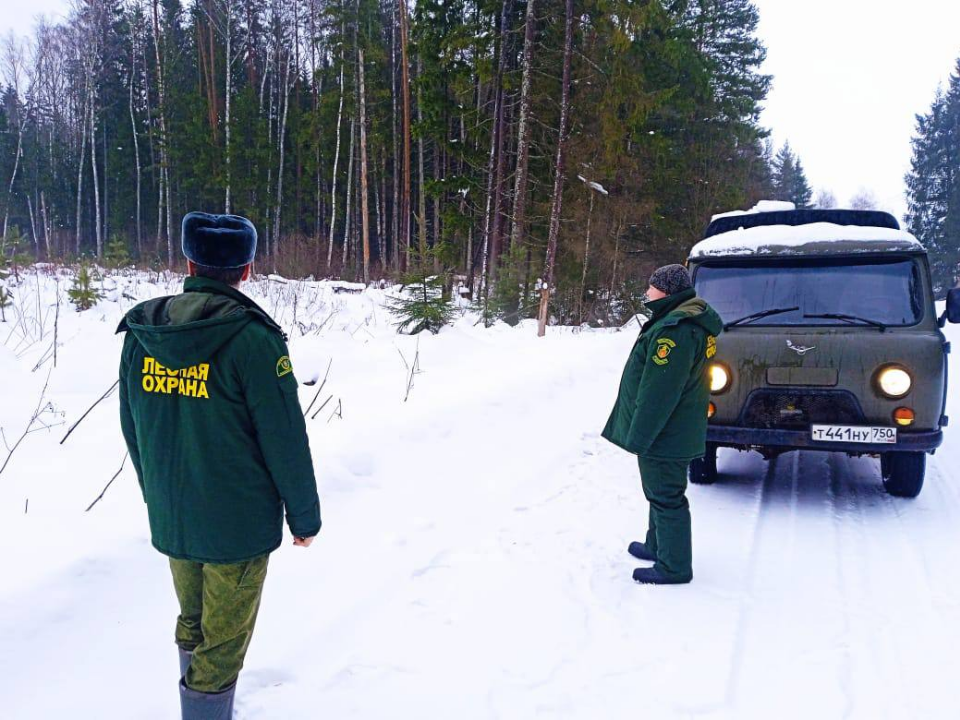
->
<box><xmin>1</xmin><ymin>272</ymin><xmax>959</xmax><ymax>719</ymax></box>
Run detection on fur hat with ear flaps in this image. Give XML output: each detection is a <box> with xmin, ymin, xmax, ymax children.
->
<box><xmin>181</xmin><ymin>212</ymin><xmax>258</xmax><ymax>268</ymax></box>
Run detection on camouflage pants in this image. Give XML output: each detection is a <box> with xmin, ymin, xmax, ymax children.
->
<box><xmin>169</xmin><ymin>554</ymin><xmax>269</xmax><ymax>693</ymax></box>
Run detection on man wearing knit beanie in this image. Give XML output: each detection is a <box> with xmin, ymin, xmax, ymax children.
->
<box><xmin>602</xmin><ymin>264</ymin><xmax>723</xmax><ymax>585</ymax></box>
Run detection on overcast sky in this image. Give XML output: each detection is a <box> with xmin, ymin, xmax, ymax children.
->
<box><xmin>4</xmin><ymin>1</ymin><xmax>960</xmax><ymax>220</ymax></box>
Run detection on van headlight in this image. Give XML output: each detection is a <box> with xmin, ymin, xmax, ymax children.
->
<box><xmin>709</xmin><ymin>363</ymin><xmax>731</xmax><ymax>394</ymax></box>
<box><xmin>875</xmin><ymin>365</ymin><xmax>912</xmax><ymax>399</ymax></box>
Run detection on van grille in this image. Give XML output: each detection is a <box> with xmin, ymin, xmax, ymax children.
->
<box><xmin>739</xmin><ymin>389</ymin><xmax>865</xmax><ymax>429</ymax></box>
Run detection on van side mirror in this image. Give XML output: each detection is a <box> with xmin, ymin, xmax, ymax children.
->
<box><xmin>946</xmin><ymin>289</ymin><xmax>960</xmax><ymax>325</ymax></box>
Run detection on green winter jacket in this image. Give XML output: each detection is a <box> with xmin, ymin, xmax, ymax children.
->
<box><xmin>602</xmin><ymin>288</ymin><xmax>724</xmax><ymax>461</ymax></box>
<box><xmin>118</xmin><ymin>276</ymin><xmax>321</xmax><ymax>563</ymax></box>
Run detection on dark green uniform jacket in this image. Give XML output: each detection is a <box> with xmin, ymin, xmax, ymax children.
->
<box><xmin>118</xmin><ymin>276</ymin><xmax>321</xmax><ymax>564</ymax></box>
<box><xmin>602</xmin><ymin>288</ymin><xmax>724</xmax><ymax>461</ymax></box>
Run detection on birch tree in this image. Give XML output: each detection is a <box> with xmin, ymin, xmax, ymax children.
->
<box><xmin>537</xmin><ymin>0</ymin><xmax>574</xmax><ymax>337</ymax></box>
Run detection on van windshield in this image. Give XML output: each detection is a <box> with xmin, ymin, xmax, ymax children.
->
<box><xmin>693</xmin><ymin>257</ymin><xmax>924</xmax><ymax>327</ymax></box>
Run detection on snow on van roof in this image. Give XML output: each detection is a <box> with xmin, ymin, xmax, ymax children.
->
<box><xmin>689</xmin><ymin>222</ymin><xmax>924</xmax><ymax>259</ymax></box>
<box><xmin>711</xmin><ymin>200</ymin><xmax>796</xmax><ymax>221</ymax></box>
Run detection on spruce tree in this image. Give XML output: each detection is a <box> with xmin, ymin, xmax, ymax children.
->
<box><xmin>68</xmin><ymin>262</ymin><xmax>105</xmax><ymax>312</ymax></box>
<box><xmin>772</xmin><ymin>143</ymin><xmax>813</xmax><ymax>208</ymax></box>
<box><xmin>906</xmin><ymin>61</ymin><xmax>960</xmax><ymax>295</ymax></box>
<box><xmin>389</xmin><ymin>246</ymin><xmax>456</xmax><ymax>334</ymax></box>
<box><xmin>791</xmin><ymin>158</ymin><xmax>814</xmax><ymax>208</ymax></box>
<box><xmin>104</xmin><ymin>234</ymin><xmax>133</xmax><ymax>269</ymax></box>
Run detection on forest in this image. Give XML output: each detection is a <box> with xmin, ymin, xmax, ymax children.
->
<box><xmin>906</xmin><ymin>59</ymin><xmax>960</xmax><ymax>296</ymax></box>
<box><xmin>0</xmin><ymin>0</ymin><xmax>818</xmax><ymax>325</ymax></box>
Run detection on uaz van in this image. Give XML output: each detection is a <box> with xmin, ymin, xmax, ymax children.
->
<box><xmin>687</xmin><ymin>205</ymin><xmax>960</xmax><ymax>498</ymax></box>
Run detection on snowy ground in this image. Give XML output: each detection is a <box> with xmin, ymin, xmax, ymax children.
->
<box><xmin>2</xmin><ymin>267</ymin><xmax>960</xmax><ymax>719</ymax></box>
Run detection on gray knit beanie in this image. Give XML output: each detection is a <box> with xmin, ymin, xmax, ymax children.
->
<box><xmin>649</xmin><ymin>264</ymin><xmax>693</xmax><ymax>296</ymax></box>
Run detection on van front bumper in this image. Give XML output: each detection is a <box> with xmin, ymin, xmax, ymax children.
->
<box><xmin>707</xmin><ymin>425</ymin><xmax>943</xmax><ymax>454</ymax></box>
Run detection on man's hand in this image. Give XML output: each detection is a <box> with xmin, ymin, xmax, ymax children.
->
<box><xmin>293</xmin><ymin>536</ymin><xmax>314</xmax><ymax>548</ymax></box>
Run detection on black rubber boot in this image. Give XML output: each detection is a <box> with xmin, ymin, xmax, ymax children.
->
<box><xmin>178</xmin><ymin>647</ymin><xmax>193</xmax><ymax>679</ymax></box>
<box><xmin>633</xmin><ymin>567</ymin><xmax>692</xmax><ymax>585</ymax></box>
<box><xmin>179</xmin><ymin>679</ymin><xmax>236</xmax><ymax>720</ymax></box>
<box><xmin>627</xmin><ymin>541</ymin><xmax>656</xmax><ymax>562</ymax></box>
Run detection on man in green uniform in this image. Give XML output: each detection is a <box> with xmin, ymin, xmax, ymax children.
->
<box><xmin>602</xmin><ymin>264</ymin><xmax>722</xmax><ymax>585</ymax></box>
<box><xmin>118</xmin><ymin>212</ymin><xmax>321</xmax><ymax>718</ymax></box>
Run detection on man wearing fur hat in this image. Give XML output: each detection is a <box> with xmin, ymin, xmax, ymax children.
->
<box><xmin>602</xmin><ymin>264</ymin><xmax>722</xmax><ymax>585</ymax></box>
<box><xmin>117</xmin><ymin>212</ymin><xmax>321</xmax><ymax>718</ymax></box>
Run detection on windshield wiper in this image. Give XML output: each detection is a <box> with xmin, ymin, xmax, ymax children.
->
<box><xmin>803</xmin><ymin>313</ymin><xmax>888</xmax><ymax>331</ymax></box>
<box><xmin>724</xmin><ymin>306</ymin><xmax>800</xmax><ymax>330</ymax></box>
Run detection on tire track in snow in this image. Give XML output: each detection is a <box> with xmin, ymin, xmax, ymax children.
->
<box><xmin>720</xmin><ymin>452</ymin><xmax>779</xmax><ymax>713</ymax></box>
<box><xmin>832</xmin><ymin>452</ymin><xmax>923</xmax><ymax>717</ymax></box>
<box><xmin>823</xmin><ymin>452</ymin><xmax>857</xmax><ymax>720</ymax></box>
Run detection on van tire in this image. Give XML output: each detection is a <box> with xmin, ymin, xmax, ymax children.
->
<box><xmin>881</xmin><ymin>452</ymin><xmax>925</xmax><ymax>498</ymax></box>
<box><xmin>689</xmin><ymin>445</ymin><xmax>719</xmax><ymax>485</ymax></box>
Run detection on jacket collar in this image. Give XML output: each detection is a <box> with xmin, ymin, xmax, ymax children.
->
<box><xmin>642</xmin><ymin>288</ymin><xmax>697</xmax><ymax>330</ymax></box>
<box><xmin>182</xmin><ymin>276</ymin><xmax>286</xmax><ymax>339</ymax></box>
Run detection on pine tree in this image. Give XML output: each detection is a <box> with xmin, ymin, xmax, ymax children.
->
<box><xmin>68</xmin><ymin>262</ymin><xmax>105</xmax><ymax>311</ymax></box>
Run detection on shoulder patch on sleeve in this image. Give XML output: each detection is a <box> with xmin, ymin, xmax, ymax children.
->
<box><xmin>276</xmin><ymin>356</ymin><xmax>293</xmax><ymax>378</ymax></box>
<box><xmin>653</xmin><ymin>336</ymin><xmax>676</xmax><ymax>365</ymax></box>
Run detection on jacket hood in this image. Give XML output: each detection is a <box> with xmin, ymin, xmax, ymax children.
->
<box><xmin>670</xmin><ymin>296</ymin><xmax>724</xmax><ymax>336</ymax></box>
<box><xmin>646</xmin><ymin>289</ymin><xmax>723</xmax><ymax>336</ymax></box>
<box><xmin>117</xmin><ymin>277</ymin><xmax>284</xmax><ymax>369</ymax></box>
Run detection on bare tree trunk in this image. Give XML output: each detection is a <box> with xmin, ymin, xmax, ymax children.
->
<box><xmin>398</xmin><ymin>0</ymin><xmax>412</xmax><ymax>270</ymax></box>
<box><xmin>165</xmin><ymin>163</ymin><xmax>173</xmax><ymax>266</ymax></box>
<box><xmin>483</xmin><ymin>0</ymin><xmax>514</xmax><ymax>297</ymax></box>
<box><xmin>390</xmin><ymin>2</ymin><xmax>399</xmax><ymax>271</ymax></box>
<box><xmin>358</xmin><ymin>47</ymin><xmax>371</xmax><ymax>285</ymax></box>
<box><xmin>224</xmin><ymin>0</ymin><xmax>233</xmax><ymax>213</ymax></box>
<box><xmin>313</xmin><ymin>26</ymin><xmax>323</xmax><ymax>271</ymax></box>
<box><xmin>579</xmin><ymin>190</ymin><xmax>594</xmax><ymax>324</ymax></box>
<box><xmin>2</xmin><ymin>117</ymin><xmax>27</xmax><ymax>242</ymax></box>
<box><xmin>89</xmin><ymin>94</ymin><xmax>103</xmax><ymax>258</ymax></box>
<box><xmin>75</xmin><ymin>96</ymin><xmax>88</xmax><ymax>254</ymax></box>
<box><xmin>151</xmin><ymin>0</ymin><xmax>173</xmax><ymax>266</ymax></box>
<box><xmin>377</xmin><ymin>151</ymin><xmax>386</xmax><ymax>276</ymax></box>
<box><xmin>26</xmin><ymin>194</ymin><xmax>38</xmax><ymax>253</ymax></box>
<box><xmin>128</xmin><ymin>50</ymin><xmax>143</xmax><ymax>256</ymax></box>
<box><xmin>103</xmin><ymin>118</ymin><xmax>109</xmax><ymax>243</ymax></box>
<box><xmin>537</xmin><ymin>0</ymin><xmax>574</xmax><ymax>337</ymax></box>
<box><xmin>416</xmin><ymin>57</ymin><xmax>427</xmax><ymax>259</ymax></box>
<box><xmin>466</xmin><ymin>15</ymin><xmax>483</xmax><ymax>295</ymax></box>
<box><xmin>433</xmin><ymin>141</ymin><xmax>441</xmax><ymax>274</ymax></box>
<box><xmin>40</xmin><ymin>191</ymin><xmax>51</xmax><ymax>258</ymax></box>
<box><xmin>326</xmin><ymin>58</ymin><xmax>345</xmax><ymax>272</ymax></box>
<box><xmin>610</xmin><ymin>214</ymin><xmax>623</xmax><ymax>298</ymax></box>
<box><xmin>479</xmin><ymin>98</ymin><xmax>498</xmax><ymax>303</ymax></box>
<box><xmin>509</xmin><ymin>0</ymin><xmax>536</xmax><ymax>251</ymax></box>
<box><xmin>341</xmin><ymin>119</ymin><xmax>356</xmax><ymax>272</ymax></box>
<box><xmin>273</xmin><ymin>50</ymin><xmax>293</xmax><ymax>261</ymax></box>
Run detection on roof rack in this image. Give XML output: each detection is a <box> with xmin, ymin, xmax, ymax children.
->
<box><xmin>703</xmin><ymin>209</ymin><xmax>900</xmax><ymax>239</ymax></box>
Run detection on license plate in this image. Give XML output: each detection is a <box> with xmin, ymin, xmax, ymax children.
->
<box><xmin>811</xmin><ymin>425</ymin><xmax>897</xmax><ymax>444</ymax></box>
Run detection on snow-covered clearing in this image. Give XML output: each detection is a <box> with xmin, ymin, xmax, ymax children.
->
<box><xmin>2</xmin><ymin>268</ymin><xmax>960</xmax><ymax>719</ymax></box>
